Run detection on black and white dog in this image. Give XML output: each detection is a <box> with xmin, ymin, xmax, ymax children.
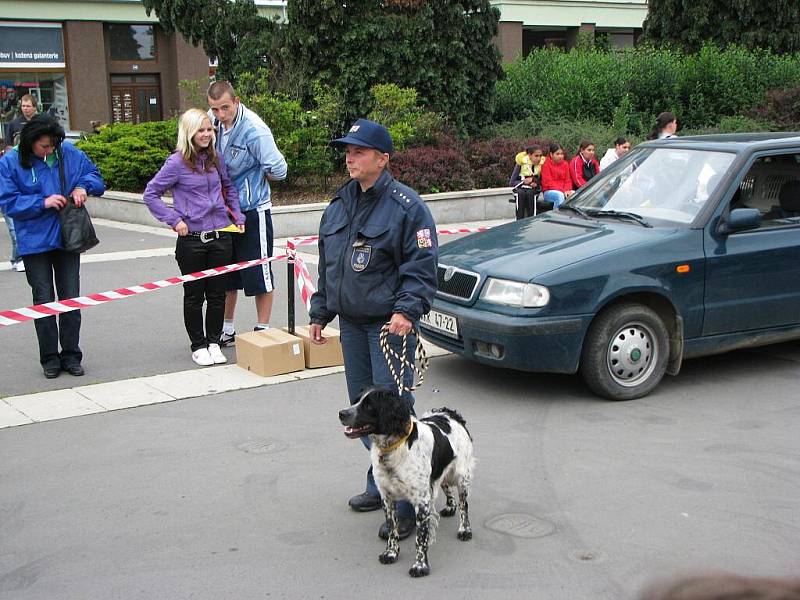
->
<box><xmin>339</xmin><ymin>387</ymin><xmax>475</xmax><ymax>577</ymax></box>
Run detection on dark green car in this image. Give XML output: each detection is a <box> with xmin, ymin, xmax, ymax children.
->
<box><xmin>420</xmin><ymin>134</ymin><xmax>800</xmax><ymax>400</ymax></box>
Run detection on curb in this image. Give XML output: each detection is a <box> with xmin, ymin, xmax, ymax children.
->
<box><xmin>0</xmin><ymin>340</ymin><xmax>451</xmax><ymax>430</ymax></box>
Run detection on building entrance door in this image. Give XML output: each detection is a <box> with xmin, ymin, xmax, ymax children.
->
<box><xmin>110</xmin><ymin>75</ymin><xmax>161</xmax><ymax>124</ymax></box>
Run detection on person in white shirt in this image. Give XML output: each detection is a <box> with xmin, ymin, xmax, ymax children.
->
<box><xmin>648</xmin><ymin>112</ymin><xmax>678</xmax><ymax>140</ymax></box>
<box><xmin>599</xmin><ymin>137</ymin><xmax>631</xmax><ymax>171</ymax></box>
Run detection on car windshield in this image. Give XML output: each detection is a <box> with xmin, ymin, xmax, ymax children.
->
<box><xmin>566</xmin><ymin>147</ymin><xmax>737</xmax><ymax>225</ymax></box>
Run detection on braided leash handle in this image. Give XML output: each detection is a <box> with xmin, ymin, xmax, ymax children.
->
<box><xmin>379</xmin><ymin>322</ymin><xmax>429</xmax><ymax>395</ymax></box>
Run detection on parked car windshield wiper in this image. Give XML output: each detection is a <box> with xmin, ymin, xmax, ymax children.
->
<box><xmin>585</xmin><ymin>209</ymin><xmax>653</xmax><ymax>228</ymax></box>
<box><xmin>558</xmin><ymin>204</ymin><xmax>590</xmax><ymax>219</ymax></box>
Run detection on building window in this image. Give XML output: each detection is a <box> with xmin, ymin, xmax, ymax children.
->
<box><xmin>109</xmin><ymin>24</ymin><xmax>156</xmax><ymax>61</ymax></box>
<box><xmin>0</xmin><ymin>72</ymin><xmax>71</xmax><ymax>133</ymax></box>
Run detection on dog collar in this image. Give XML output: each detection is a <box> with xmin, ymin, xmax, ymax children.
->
<box><xmin>378</xmin><ymin>421</ymin><xmax>414</xmax><ymax>454</ymax></box>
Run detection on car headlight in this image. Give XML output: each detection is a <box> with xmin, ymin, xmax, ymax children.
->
<box><xmin>479</xmin><ymin>278</ymin><xmax>550</xmax><ymax>307</ymax></box>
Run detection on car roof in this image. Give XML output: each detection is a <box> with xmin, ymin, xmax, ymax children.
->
<box><xmin>639</xmin><ymin>132</ymin><xmax>800</xmax><ymax>153</ymax></box>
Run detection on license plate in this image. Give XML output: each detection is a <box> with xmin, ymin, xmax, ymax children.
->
<box><xmin>420</xmin><ymin>309</ymin><xmax>459</xmax><ymax>339</ymax></box>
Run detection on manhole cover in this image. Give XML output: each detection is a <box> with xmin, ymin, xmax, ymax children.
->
<box><xmin>484</xmin><ymin>513</ymin><xmax>556</xmax><ymax>538</ymax></box>
<box><xmin>236</xmin><ymin>439</ymin><xmax>285</xmax><ymax>455</ymax></box>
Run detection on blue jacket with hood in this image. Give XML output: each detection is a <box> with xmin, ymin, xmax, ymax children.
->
<box><xmin>211</xmin><ymin>103</ymin><xmax>287</xmax><ymax>212</ymax></box>
<box><xmin>309</xmin><ymin>170</ymin><xmax>438</xmax><ymax>326</ymax></box>
<box><xmin>0</xmin><ymin>143</ymin><xmax>105</xmax><ymax>256</ymax></box>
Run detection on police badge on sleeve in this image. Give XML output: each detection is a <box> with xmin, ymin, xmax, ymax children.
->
<box><xmin>416</xmin><ymin>228</ymin><xmax>433</xmax><ymax>248</ymax></box>
<box><xmin>351</xmin><ymin>245</ymin><xmax>372</xmax><ymax>272</ymax></box>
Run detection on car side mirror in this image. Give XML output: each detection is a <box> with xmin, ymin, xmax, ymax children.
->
<box><xmin>717</xmin><ymin>208</ymin><xmax>761</xmax><ymax>235</ymax></box>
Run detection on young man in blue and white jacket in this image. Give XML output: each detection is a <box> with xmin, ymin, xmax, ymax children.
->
<box><xmin>207</xmin><ymin>81</ymin><xmax>288</xmax><ymax>341</ymax></box>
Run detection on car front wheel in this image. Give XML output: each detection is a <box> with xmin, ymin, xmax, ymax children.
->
<box><xmin>580</xmin><ymin>303</ymin><xmax>669</xmax><ymax>400</ymax></box>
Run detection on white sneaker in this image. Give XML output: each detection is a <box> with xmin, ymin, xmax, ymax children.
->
<box><xmin>11</xmin><ymin>261</ymin><xmax>24</xmax><ymax>272</ymax></box>
<box><xmin>208</xmin><ymin>343</ymin><xmax>227</xmax><ymax>364</ymax></box>
<box><xmin>191</xmin><ymin>347</ymin><xmax>214</xmax><ymax>366</ymax></box>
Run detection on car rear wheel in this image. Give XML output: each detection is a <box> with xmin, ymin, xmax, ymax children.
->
<box><xmin>580</xmin><ymin>303</ymin><xmax>669</xmax><ymax>400</ymax></box>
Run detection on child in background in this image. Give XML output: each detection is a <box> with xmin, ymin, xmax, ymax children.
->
<box><xmin>569</xmin><ymin>139</ymin><xmax>600</xmax><ymax>189</ymax></box>
<box><xmin>509</xmin><ymin>146</ymin><xmax>543</xmax><ymax>219</ymax></box>
<box><xmin>540</xmin><ymin>143</ymin><xmax>574</xmax><ymax>209</ymax></box>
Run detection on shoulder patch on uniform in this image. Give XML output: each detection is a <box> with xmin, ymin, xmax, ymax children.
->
<box><xmin>416</xmin><ymin>228</ymin><xmax>432</xmax><ymax>248</ymax></box>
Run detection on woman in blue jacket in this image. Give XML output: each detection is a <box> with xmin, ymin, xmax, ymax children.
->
<box><xmin>0</xmin><ymin>114</ymin><xmax>105</xmax><ymax>378</ymax></box>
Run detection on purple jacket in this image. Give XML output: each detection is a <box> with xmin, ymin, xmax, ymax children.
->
<box><xmin>143</xmin><ymin>151</ymin><xmax>244</xmax><ymax>231</ymax></box>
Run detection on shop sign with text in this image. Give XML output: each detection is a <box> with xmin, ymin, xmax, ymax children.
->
<box><xmin>0</xmin><ymin>23</ymin><xmax>65</xmax><ymax>68</ymax></box>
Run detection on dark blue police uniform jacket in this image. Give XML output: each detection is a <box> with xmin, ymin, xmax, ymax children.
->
<box><xmin>309</xmin><ymin>170</ymin><xmax>438</xmax><ymax>326</ymax></box>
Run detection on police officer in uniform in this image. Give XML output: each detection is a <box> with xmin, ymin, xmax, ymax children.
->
<box><xmin>309</xmin><ymin>119</ymin><xmax>438</xmax><ymax>541</ymax></box>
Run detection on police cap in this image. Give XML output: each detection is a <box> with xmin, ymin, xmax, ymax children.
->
<box><xmin>331</xmin><ymin>118</ymin><xmax>393</xmax><ymax>155</ymax></box>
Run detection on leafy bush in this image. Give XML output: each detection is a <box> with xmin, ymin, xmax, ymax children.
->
<box><xmin>483</xmin><ymin>117</ymin><xmax>644</xmax><ymax>160</ymax></box>
<box><xmin>177</xmin><ymin>78</ymin><xmax>210</xmax><ymax>112</ymax></box>
<box><xmin>751</xmin><ymin>86</ymin><xmax>800</xmax><ymax>129</ymax></box>
<box><xmin>76</xmin><ymin>120</ymin><xmax>177</xmax><ymax>192</ymax></box>
<box><xmin>367</xmin><ymin>83</ymin><xmax>447</xmax><ymax>151</ymax></box>
<box><xmin>407</xmin><ymin>111</ymin><xmax>453</xmax><ymax>147</ymax></box>
<box><xmin>714</xmin><ymin>115</ymin><xmax>770</xmax><ymax>133</ymax></box>
<box><xmin>495</xmin><ymin>44</ymin><xmax>800</xmax><ymax>131</ymax></box>
<box><xmin>467</xmin><ymin>136</ymin><xmax>539</xmax><ymax>189</ymax></box>
<box><xmin>389</xmin><ymin>146</ymin><xmax>473</xmax><ymax>194</ymax></box>
<box><xmin>240</xmin><ymin>71</ymin><xmax>339</xmax><ymax>179</ymax></box>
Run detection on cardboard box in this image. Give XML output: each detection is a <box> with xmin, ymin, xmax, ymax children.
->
<box><xmin>235</xmin><ymin>328</ymin><xmax>305</xmax><ymax>377</ymax></box>
<box><xmin>287</xmin><ymin>325</ymin><xmax>345</xmax><ymax>369</ymax></box>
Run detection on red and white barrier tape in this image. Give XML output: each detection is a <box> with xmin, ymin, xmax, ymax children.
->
<box><xmin>1</xmin><ymin>225</ymin><xmax>493</xmax><ymax>328</ymax></box>
<box><xmin>286</xmin><ymin>238</ymin><xmax>316</xmax><ymax>311</ymax></box>
<box><xmin>0</xmin><ymin>255</ymin><xmax>286</xmax><ymax>328</ymax></box>
<box><xmin>436</xmin><ymin>226</ymin><xmax>490</xmax><ymax>235</ymax></box>
<box><xmin>284</xmin><ymin>226</ymin><xmax>490</xmax><ymax>311</ymax></box>
<box><xmin>287</xmin><ymin>234</ymin><xmax>320</xmax><ymax>248</ymax></box>
<box><xmin>282</xmin><ymin>227</ymin><xmax>489</xmax><ymax>252</ymax></box>
<box><xmin>293</xmin><ymin>256</ymin><xmax>316</xmax><ymax>311</ymax></box>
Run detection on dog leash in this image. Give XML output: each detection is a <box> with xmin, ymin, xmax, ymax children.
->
<box><xmin>379</xmin><ymin>322</ymin><xmax>428</xmax><ymax>395</ymax></box>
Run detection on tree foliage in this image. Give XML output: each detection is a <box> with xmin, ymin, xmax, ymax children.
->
<box><xmin>237</xmin><ymin>71</ymin><xmax>342</xmax><ymax>180</ymax></box>
<box><xmin>643</xmin><ymin>0</ymin><xmax>800</xmax><ymax>54</ymax></box>
<box><xmin>285</xmin><ymin>0</ymin><xmax>502</xmax><ymax>134</ymax></box>
<box><xmin>141</xmin><ymin>0</ymin><xmax>281</xmax><ymax>83</ymax></box>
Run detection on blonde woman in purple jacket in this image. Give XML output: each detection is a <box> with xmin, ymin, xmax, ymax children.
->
<box><xmin>144</xmin><ymin>108</ymin><xmax>245</xmax><ymax>366</ymax></box>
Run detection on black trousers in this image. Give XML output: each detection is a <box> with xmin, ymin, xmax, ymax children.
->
<box><xmin>23</xmin><ymin>250</ymin><xmax>82</xmax><ymax>369</ymax></box>
<box><xmin>175</xmin><ymin>234</ymin><xmax>233</xmax><ymax>351</ymax></box>
<box><xmin>514</xmin><ymin>186</ymin><xmax>537</xmax><ymax>220</ymax></box>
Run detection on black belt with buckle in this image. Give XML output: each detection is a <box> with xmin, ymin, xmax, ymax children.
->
<box><xmin>187</xmin><ymin>231</ymin><xmax>221</xmax><ymax>243</ymax></box>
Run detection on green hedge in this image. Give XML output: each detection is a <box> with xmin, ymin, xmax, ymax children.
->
<box><xmin>76</xmin><ymin>120</ymin><xmax>177</xmax><ymax>193</ymax></box>
<box><xmin>495</xmin><ymin>44</ymin><xmax>800</xmax><ymax>132</ymax></box>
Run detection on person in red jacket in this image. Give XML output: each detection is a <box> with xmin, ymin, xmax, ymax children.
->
<box><xmin>569</xmin><ymin>139</ymin><xmax>600</xmax><ymax>189</ymax></box>
<box><xmin>541</xmin><ymin>143</ymin><xmax>574</xmax><ymax>209</ymax></box>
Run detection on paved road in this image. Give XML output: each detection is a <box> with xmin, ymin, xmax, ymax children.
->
<box><xmin>1</xmin><ymin>218</ymin><xmax>799</xmax><ymax>599</ymax></box>
<box><xmin>2</xmin><ymin>347</ymin><xmax>799</xmax><ymax>599</ymax></box>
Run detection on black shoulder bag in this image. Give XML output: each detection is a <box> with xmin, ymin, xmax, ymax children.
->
<box><xmin>57</xmin><ymin>148</ymin><xmax>99</xmax><ymax>253</ymax></box>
